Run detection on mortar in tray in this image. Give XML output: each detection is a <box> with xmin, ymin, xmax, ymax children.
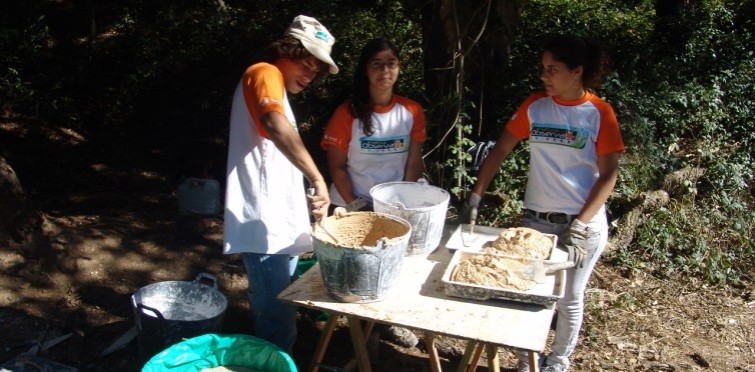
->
<box><xmin>313</xmin><ymin>211</ymin><xmax>412</xmax><ymax>303</ymax></box>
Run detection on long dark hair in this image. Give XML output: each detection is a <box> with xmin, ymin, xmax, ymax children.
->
<box><xmin>350</xmin><ymin>38</ymin><xmax>400</xmax><ymax>136</ymax></box>
<box><xmin>544</xmin><ymin>34</ymin><xmax>611</xmax><ymax>89</ymax></box>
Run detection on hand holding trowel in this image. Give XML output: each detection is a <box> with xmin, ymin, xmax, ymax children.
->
<box><xmin>459</xmin><ymin>193</ymin><xmax>481</xmax><ymax>247</ymax></box>
<box><xmin>520</xmin><ymin>260</ymin><xmax>575</xmax><ymax>283</ymax></box>
<box><xmin>466</xmin><ymin>193</ymin><xmax>481</xmax><ymax>234</ymax></box>
<box><xmin>308</xmin><ymin>188</ymin><xmax>341</xmax><ymax>244</ymax></box>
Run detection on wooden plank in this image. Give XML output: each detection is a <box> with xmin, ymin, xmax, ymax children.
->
<box><xmin>457</xmin><ymin>341</ymin><xmax>477</xmax><ymax>372</ymax></box>
<box><xmin>309</xmin><ymin>315</ymin><xmax>338</xmax><ymax>372</ymax></box>
<box><xmin>424</xmin><ymin>332</ymin><xmax>442</xmax><ymax>372</ymax></box>
<box><xmin>486</xmin><ymin>344</ymin><xmax>499</xmax><ymax>371</ymax></box>
<box><xmin>466</xmin><ymin>343</ymin><xmax>484</xmax><ymax>372</ymax></box>
<box><xmin>346</xmin><ymin>316</ymin><xmax>371</xmax><ymax>372</ymax></box>
<box><xmin>529</xmin><ymin>351</ymin><xmax>540</xmax><ymax>372</ymax></box>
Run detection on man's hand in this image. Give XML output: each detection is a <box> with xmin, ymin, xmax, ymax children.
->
<box><xmin>307</xmin><ymin>184</ymin><xmax>330</xmax><ymax>221</ymax></box>
<box><xmin>559</xmin><ymin>219</ymin><xmax>589</xmax><ymax>268</ymax></box>
<box><xmin>462</xmin><ymin>193</ymin><xmax>481</xmax><ymax>226</ymax></box>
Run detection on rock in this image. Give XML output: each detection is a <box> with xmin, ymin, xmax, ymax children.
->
<box><xmin>381</xmin><ymin>326</ymin><xmax>419</xmax><ymax>348</ymax></box>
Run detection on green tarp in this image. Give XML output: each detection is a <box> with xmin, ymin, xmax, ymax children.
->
<box><xmin>142</xmin><ymin>333</ymin><xmax>297</xmax><ymax>372</ymax></box>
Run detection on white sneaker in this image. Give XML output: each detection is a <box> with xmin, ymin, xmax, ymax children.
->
<box><xmin>517</xmin><ymin>354</ymin><xmax>544</xmax><ymax>372</ymax></box>
<box><xmin>517</xmin><ymin>360</ymin><xmax>529</xmax><ymax>372</ymax></box>
<box><xmin>541</xmin><ymin>363</ymin><xmax>567</xmax><ymax>372</ymax></box>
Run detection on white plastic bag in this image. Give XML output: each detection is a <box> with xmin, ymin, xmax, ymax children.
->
<box><xmin>177</xmin><ymin>178</ymin><xmax>221</xmax><ymax>214</ymax></box>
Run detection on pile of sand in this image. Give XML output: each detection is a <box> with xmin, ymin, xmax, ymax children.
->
<box><xmin>452</xmin><ymin>227</ymin><xmax>553</xmax><ymax>291</ymax></box>
<box><xmin>482</xmin><ymin>227</ymin><xmax>552</xmax><ymax>259</ymax></box>
<box><xmin>452</xmin><ymin>254</ymin><xmax>536</xmax><ymax>291</ymax></box>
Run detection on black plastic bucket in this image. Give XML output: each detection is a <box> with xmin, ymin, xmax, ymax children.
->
<box><xmin>131</xmin><ymin>273</ymin><xmax>228</xmax><ymax>362</ymax></box>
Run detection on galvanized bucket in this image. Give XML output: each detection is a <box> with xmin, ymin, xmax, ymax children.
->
<box><xmin>313</xmin><ymin>211</ymin><xmax>411</xmax><ymax>303</ymax></box>
<box><xmin>370</xmin><ymin>181</ymin><xmax>450</xmax><ymax>256</ymax></box>
<box><xmin>131</xmin><ymin>273</ymin><xmax>227</xmax><ymax>362</ymax></box>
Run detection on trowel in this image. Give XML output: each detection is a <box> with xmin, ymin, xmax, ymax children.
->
<box><xmin>308</xmin><ymin>188</ymin><xmax>342</xmax><ymax>244</ymax></box>
<box><xmin>313</xmin><ymin>218</ymin><xmax>342</xmax><ymax>245</ymax></box>
<box><xmin>520</xmin><ymin>260</ymin><xmax>575</xmax><ymax>283</ymax></box>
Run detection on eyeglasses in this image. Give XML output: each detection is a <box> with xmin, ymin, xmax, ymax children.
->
<box><xmin>367</xmin><ymin>59</ymin><xmax>399</xmax><ymax>70</ymax></box>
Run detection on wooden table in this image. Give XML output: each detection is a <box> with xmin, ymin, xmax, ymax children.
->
<box><xmin>279</xmin><ymin>228</ymin><xmax>564</xmax><ymax>372</ymax></box>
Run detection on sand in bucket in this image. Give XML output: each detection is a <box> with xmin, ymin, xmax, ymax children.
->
<box><xmin>313</xmin><ymin>211</ymin><xmax>411</xmax><ymax>303</ymax></box>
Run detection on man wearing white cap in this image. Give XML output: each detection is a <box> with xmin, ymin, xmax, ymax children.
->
<box><xmin>223</xmin><ymin>15</ymin><xmax>338</xmax><ymax>353</ymax></box>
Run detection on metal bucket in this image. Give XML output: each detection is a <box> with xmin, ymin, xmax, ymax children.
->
<box><xmin>313</xmin><ymin>211</ymin><xmax>411</xmax><ymax>303</ymax></box>
<box><xmin>370</xmin><ymin>181</ymin><xmax>450</xmax><ymax>256</ymax></box>
<box><xmin>131</xmin><ymin>273</ymin><xmax>228</xmax><ymax>362</ymax></box>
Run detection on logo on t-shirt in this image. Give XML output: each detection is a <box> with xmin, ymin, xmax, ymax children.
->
<box><xmin>359</xmin><ymin>135</ymin><xmax>409</xmax><ymax>154</ymax></box>
<box><xmin>531</xmin><ymin>123</ymin><xmax>588</xmax><ymax>149</ymax></box>
<box><xmin>260</xmin><ymin>97</ymin><xmax>281</xmax><ymax>108</ymax></box>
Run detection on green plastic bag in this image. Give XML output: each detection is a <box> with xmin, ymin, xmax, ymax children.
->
<box><xmin>142</xmin><ymin>333</ymin><xmax>297</xmax><ymax>372</ymax></box>
<box><xmin>295</xmin><ymin>255</ymin><xmax>317</xmax><ymax>277</ymax></box>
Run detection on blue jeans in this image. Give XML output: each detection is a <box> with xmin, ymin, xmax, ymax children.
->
<box><xmin>241</xmin><ymin>253</ymin><xmax>299</xmax><ymax>353</ymax></box>
<box><xmin>517</xmin><ymin>212</ymin><xmax>608</xmax><ymax>368</ymax></box>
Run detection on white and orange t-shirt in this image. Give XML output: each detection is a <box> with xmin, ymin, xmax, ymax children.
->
<box><xmin>321</xmin><ymin>95</ymin><xmax>426</xmax><ymax>205</ymax></box>
<box><xmin>505</xmin><ymin>91</ymin><xmax>625</xmax><ymax>215</ymax></box>
<box><xmin>224</xmin><ymin>62</ymin><xmax>311</xmax><ymax>255</ymax></box>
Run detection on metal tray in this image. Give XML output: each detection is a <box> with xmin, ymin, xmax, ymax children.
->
<box><xmin>441</xmin><ymin>250</ymin><xmax>566</xmax><ymax>308</ymax></box>
<box><xmin>445</xmin><ymin>224</ymin><xmax>502</xmax><ymax>252</ymax></box>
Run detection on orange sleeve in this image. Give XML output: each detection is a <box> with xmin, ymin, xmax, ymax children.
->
<box><xmin>241</xmin><ymin>63</ymin><xmax>286</xmax><ymax>139</ymax></box>
<box><xmin>505</xmin><ymin>92</ymin><xmax>545</xmax><ymax>140</ymax></box>
<box><xmin>591</xmin><ymin>98</ymin><xmax>625</xmax><ymax>155</ymax></box>
<box><xmin>396</xmin><ymin>96</ymin><xmax>427</xmax><ymax>142</ymax></box>
<box><xmin>321</xmin><ymin>101</ymin><xmax>354</xmax><ymax>153</ymax></box>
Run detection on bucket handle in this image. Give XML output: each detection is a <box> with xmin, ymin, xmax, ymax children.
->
<box><xmin>135</xmin><ymin>303</ymin><xmax>167</xmax><ymax>338</ymax></box>
<box><xmin>193</xmin><ymin>272</ymin><xmax>219</xmax><ymax>289</ymax></box>
<box><xmin>389</xmin><ymin>201</ymin><xmax>407</xmax><ymax>210</ymax></box>
<box><xmin>136</xmin><ymin>303</ymin><xmax>166</xmax><ymax>322</ymax></box>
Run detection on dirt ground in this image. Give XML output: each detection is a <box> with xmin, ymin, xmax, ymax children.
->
<box><xmin>1</xmin><ymin>123</ymin><xmax>754</xmax><ymax>371</ymax></box>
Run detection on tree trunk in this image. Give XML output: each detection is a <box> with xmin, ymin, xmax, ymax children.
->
<box><xmin>0</xmin><ymin>155</ymin><xmax>45</xmax><ymax>256</ymax></box>
<box><xmin>605</xmin><ymin>167</ymin><xmax>705</xmax><ymax>254</ymax></box>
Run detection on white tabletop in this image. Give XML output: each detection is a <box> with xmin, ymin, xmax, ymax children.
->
<box><xmin>279</xmin><ymin>229</ymin><xmax>562</xmax><ymax>353</ymax></box>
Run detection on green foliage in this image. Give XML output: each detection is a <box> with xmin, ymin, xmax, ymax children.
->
<box><xmin>461</xmin><ymin>0</ymin><xmax>755</xmax><ymax>285</ymax></box>
<box><xmin>602</xmin><ymin>1</ymin><xmax>754</xmax><ymax>286</ymax></box>
<box><xmin>443</xmin><ymin>106</ymin><xmax>475</xmax><ymax>197</ymax></box>
<box><xmin>1</xmin><ymin>0</ymin><xmax>752</xmax><ymax>286</ymax></box>
<box><xmin>1</xmin><ymin>15</ymin><xmax>56</xmax><ymax>120</ymax></box>
<box><xmin>106</xmin><ymin>3</ymin><xmax>247</xmax><ymax>137</ymax></box>
<box><xmin>623</xmin><ymin>198</ymin><xmax>754</xmax><ymax>286</ymax></box>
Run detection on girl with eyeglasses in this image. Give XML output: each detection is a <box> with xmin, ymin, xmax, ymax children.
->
<box><xmin>321</xmin><ymin>37</ymin><xmax>427</xmax><ymax>213</ymax></box>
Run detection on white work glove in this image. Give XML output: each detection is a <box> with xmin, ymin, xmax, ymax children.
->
<box><xmin>462</xmin><ymin>193</ymin><xmax>481</xmax><ymax>226</ymax></box>
<box><xmin>345</xmin><ymin>197</ymin><xmax>370</xmax><ymax>212</ymax></box>
<box><xmin>559</xmin><ymin>219</ymin><xmax>589</xmax><ymax>268</ymax></box>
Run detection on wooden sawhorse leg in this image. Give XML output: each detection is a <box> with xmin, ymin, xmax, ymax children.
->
<box><xmin>308</xmin><ymin>315</ymin><xmax>375</xmax><ymax>372</ymax></box>
<box><xmin>424</xmin><ymin>332</ymin><xmax>443</xmax><ymax>372</ymax></box>
<box><xmin>343</xmin><ymin>317</ymin><xmax>372</xmax><ymax>372</ymax></box>
<box><xmin>457</xmin><ymin>342</ymin><xmax>538</xmax><ymax>372</ymax></box>
<box><xmin>527</xmin><ymin>351</ymin><xmax>540</xmax><ymax>372</ymax></box>
<box><xmin>308</xmin><ymin>315</ymin><xmax>339</xmax><ymax>372</ymax></box>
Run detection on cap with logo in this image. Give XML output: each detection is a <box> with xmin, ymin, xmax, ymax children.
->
<box><xmin>284</xmin><ymin>15</ymin><xmax>339</xmax><ymax>74</ymax></box>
